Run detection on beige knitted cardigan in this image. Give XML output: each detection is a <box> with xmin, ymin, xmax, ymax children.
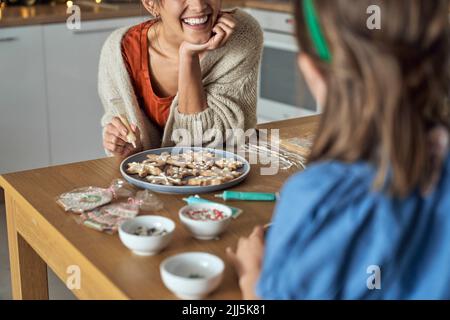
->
<box><xmin>98</xmin><ymin>9</ymin><xmax>263</xmax><ymax>155</ymax></box>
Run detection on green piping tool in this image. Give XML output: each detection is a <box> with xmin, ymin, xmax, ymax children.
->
<box><xmin>214</xmin><ymin>191</ymin><xmax>277</xmax><ymax>202</ymax></box>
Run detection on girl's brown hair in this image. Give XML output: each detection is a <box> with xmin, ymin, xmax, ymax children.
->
<box><xmin>295</xmin><ymin>0</ymin><xmax>450</xmax><ymax>196</ymax></box>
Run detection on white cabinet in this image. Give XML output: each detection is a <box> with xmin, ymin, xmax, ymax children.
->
<box><xmin>43</xmin><ymin>16</ymin><xmax>146</xmax><ymax>166</ymax></box>
<box><xmin>0</xmin><ymin>16</ymin><xmax>148</xmax><ymax>174</ymax></box>
<box><xmin>0</xmin><ymin>26</ymin><xmax>51</xmax><ymax>174</ymax></box>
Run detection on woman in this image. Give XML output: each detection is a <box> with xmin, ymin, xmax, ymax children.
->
<box><xmin>228</xmin><ymin>0</ymin><xmax>450</xmax><ymax>299</ymax></box>
<box><xmin>98</xmin><ymin>0</ymin><xmax>263</xmax><ymax>158</ymax></box>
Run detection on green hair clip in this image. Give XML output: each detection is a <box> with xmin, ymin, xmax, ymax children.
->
<box><xmin>303</xmin><ymin>0</ymin><xmax>332</xmax><ymax>62</ymax></box>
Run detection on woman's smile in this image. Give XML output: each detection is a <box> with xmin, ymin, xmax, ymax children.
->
<box><xmin>181</xmin><ymin>13</ymin><xmax>213</xmax><ymax>32</ymax></box>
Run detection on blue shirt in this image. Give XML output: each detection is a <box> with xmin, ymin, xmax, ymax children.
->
<box><xmin>257</xmin><ymin>153</ymin><xmax>450</xmax><ymax>299</ymax></box>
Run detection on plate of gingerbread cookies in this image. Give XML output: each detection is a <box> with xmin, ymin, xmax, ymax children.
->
<box><xmin>120</xmin><ymin>147</ymin><xmax>250</xmax><ymax>194</ymax></box>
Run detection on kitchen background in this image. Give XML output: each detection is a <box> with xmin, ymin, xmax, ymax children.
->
<box><xmin>1</xmin><ymin>0</ymin><xmax>449</xmax><ymax>301</ymax></box>
<box><xmin>0</xmin><ymin>0</ymin><xmax>316</xmax><ymax>299</ymax></box>
<box><xmin>0</xmin><ymin>0</ymin><xmax>317</xmax><ymax>176</ymax></box>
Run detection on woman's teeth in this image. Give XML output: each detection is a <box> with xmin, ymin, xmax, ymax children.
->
<box><xmin>182</xmin><ymin>16</ymin><xmax>209</xmax><ymax>26</ymax></box>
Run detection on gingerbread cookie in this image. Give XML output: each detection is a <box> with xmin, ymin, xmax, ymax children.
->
<box><xmin>144</xmin><ymin>152</ymin><xmax>170</xmax><ymax>167</ymax></box>
<box><xmin>199</xmin><ymin>166</ymin><xmax>241</xmax><ymax>180</ymax></box>
<box><xmin>126</xmin><ymin>162</ymin><xmax>162</xmax><ymax>177</ymax></box>
<box><xmin>187</xmin><ymin>176</ymin><xmax>226</xmax><ymax>186</ymax></box>
<box><xmin>145</xmin><ymin>174</ymin><xmax>185</xmax><ymax>186</ymax></box>
<box><xmin>166</xmin><ymin>153</ymin><xmax>190</xmax><ymax>167</ymax></box>
<box><xmin>215</xmin><ymin>158</ymin><xmax>243</xmax><ymax>170</ymax></box>
<box><xmin>183</xmin><ymin>150</ymin><xmax>215</xmax><ymax>162</ymax></box>
<box><xmin>165</xmin><ymin>166</ymin><xmax>199</xmax><ymax>179</ymax></box>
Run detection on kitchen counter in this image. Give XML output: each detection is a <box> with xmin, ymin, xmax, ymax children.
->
<box><xmin>0</xmin><ymin>2</ymin><xmax>145</xmax><ymax>28</ymax></box>
<box><xmin>0</xmin><ymin>0</ymin><xmax>293</xmax><ymax>28</ymax></box>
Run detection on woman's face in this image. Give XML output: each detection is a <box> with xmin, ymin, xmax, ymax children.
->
<box><xmin>155</xmin><ymin>0</ymin><xmax>222</xmax><ymax>45</ymax></box>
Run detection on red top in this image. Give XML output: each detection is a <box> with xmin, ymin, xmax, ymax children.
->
<box><xmin>121</xmin><ymin>20</ymin><xmax>174</xmax><ymax>129</ymax></box>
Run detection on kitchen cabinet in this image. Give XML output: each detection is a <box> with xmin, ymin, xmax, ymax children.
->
<box><xmin>43</xmin><ymin>16</ymin><xmax>146</xmax><ymax>166</ymax></box>
<box><xmin>0</xmin><ymin>16</ymin><xmax>149</xmax><ymax>174</ymax></box>
<box><xmin>0</xmin><ymin>26</ymin><xmax>51</xmax><ymax>174</ymax></box>
<box><xmin>245</xmin><ymin>8</ymin><xmax>318</xmax><ymax>124</ymax></box>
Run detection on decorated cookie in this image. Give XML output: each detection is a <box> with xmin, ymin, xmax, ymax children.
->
<box><xmin>165</xmin><ymin>165</ymin><xmax>199</xmax><ymax>179</ymax></box>
<box><xmin>215</xmin><ymin>158</ymin><xmax>244</xmax><ymax>170</ymax></box>
<box><xmin>126</xmin><ymin>162</ymin><xmax>162</xmax><ymax>177</ymax></box>
<box><xmin>186</xmin><ymin>176</ymin><xmax>225</xmax><ymax>186</ymax></box>
<box><xmin>145</xmin><ymin>174</ymin><xmax>185</xmax><ymax>186</ymax></box>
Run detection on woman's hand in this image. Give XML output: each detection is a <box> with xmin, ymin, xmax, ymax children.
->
<box><xmin>177</xmin><ymin>11</ymin><xmax>236</xmax><ymax>115</ymax></box>
<box><xmin>103</xmin><ymin>117</ymin><xmax>142</xmax><ymax>159</ymax></box>
<box><xmin>226</xmin><ymin>225</ymin><xmax>265</xmax><ymax>300</ymax></box>
<box><xmin>179</xmin><ymin>12</ymin><xmax>237</xmax><ymax>57</ymax></box>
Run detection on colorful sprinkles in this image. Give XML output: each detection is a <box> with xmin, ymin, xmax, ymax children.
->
<box><xmin>183</xmin><ymin>208</ymin><xmax>228</xmax><ymax>221</ymax></box>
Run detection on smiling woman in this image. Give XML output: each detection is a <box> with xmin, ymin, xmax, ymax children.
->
<box><xmin>98</xmin><ymin>0</ymin><xmax>263</xmax><ymax>158</ymax></box>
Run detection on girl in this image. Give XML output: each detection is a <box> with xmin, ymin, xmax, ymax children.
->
<box><xmin>98</xmin><ymin>0</ymin><xmax>263</xmax><ymax>158</ymax></box>
<box><xmin>227</xmin><ymin>0</ymin><xmax>450</xmax><ymax>299</ymax></box>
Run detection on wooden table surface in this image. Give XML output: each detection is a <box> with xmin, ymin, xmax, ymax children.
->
<box><xmin>0</xmin><ymin>115</ymin><xmax>319</xmax><ymax>300</ymax></box>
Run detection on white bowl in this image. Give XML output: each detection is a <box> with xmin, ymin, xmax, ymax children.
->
<box><xmin>119</xmin><ymin>215</ymin><xmax>175</xmax><ymax>256</ymax></box>
<box><xmin>160</xmin><ymin>252</ymin><xmax>224</xmax><ymax>300</ymax></box>
<box><xmin>179</xmin><ymin>203</ymin><xmax>232</xmax><ymax>240</ymax></box>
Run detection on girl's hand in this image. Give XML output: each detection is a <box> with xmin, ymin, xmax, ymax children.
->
<box><xmin>226</xmin><ymin>225</ymin><xmax>265</xmax><ymax>299</ymax></box>
<box><xmin>103</xmin><ymin>117</ymin><xmax>142</xmax><ymax>159</ymax></box>
<box><xmin>179</xmin><ymin>12</ymin><xmax>237</xmax><ymax>56</ymax></box>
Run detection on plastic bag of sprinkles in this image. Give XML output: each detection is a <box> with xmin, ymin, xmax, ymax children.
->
<box><xmin>77</xmin><ymin>189</ymin><xmax>164</xmax><ymax>234</ymax></box>
<box><xmin>56</xmin><ymin>179</ymin><xmax>136</xmax><ymax>213</ymax></box>
<box><xmin>132</xmin><ymin>189</ymin><xmax>164</xmax><ymax>212</ymax></box>
<box><xmin>78</xmin><ymin>202</ymin><xmax>139</xmax><ymax>234</ymax></box>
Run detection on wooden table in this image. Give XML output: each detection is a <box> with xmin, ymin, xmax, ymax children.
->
<box><xmin>0</xmin><ymin>116</ymin><xmax>319</xmax><ymax>300</ymax></box>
